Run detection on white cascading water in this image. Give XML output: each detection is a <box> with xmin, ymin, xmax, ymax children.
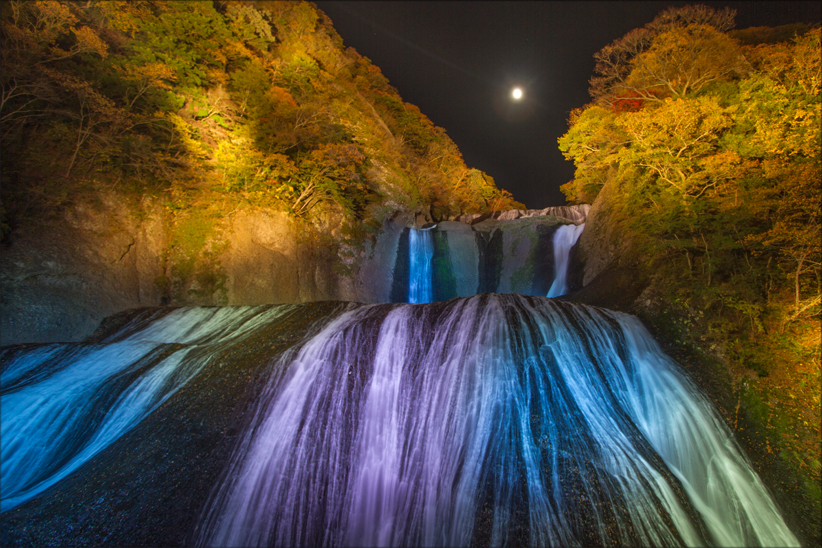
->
<box><xmin>195</xmin><ymin>295</ymin><xmax>798</xmax><ymax>547</ymax></box>
<box><xmin>0</xmin><ymin>305</ymin><xmax>292</xmax><ymax>512</ymax></box>
<box><xmin>408</xmin><ymin>228</ymin><xmax>434</xmax><ymax>303</ymax></box>
<box><xmin>547</xmin><ymin>223</ymin><xmax>585</xmax><ymax>298</ymax></box>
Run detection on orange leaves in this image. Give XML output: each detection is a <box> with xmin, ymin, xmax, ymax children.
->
<box><xmin>31</xmin><ymin>0</ymin><xmax>76</xmax><ymax>35</ymax></box>
<box><xmin>3</xmin><ymin>0</ymin><xmax>107</xmax><ymax>63</ymax></box>
<box><xmin>267</xmin><ymin>86</ymin><xmax>297</xmax><ymax>110</ymax></box>
<box><xmin>590</xmin><ymin>6</ymin><xmax>740</xmax><ymax>103</ymax></box>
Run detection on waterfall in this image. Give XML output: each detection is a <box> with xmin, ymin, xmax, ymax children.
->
<box><xmin>547</xmin><ymin>223</ymin><xmax>585</xmax><ymax>298</ymax></box>
<box><xmin>0</xmin><ymin>305</ymin><xmax>293</xmax><ymax>512</ymax></box>
<box><xmin>192</xmin><ymin>295</ymin><xmax>798</xmax><ymax>548</ymax></box>
<box><xmin>408</xmin><ymin>228</ymin><xmax>434</xmax><ymax>303</ymax></box>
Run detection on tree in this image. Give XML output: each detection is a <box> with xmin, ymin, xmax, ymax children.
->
<box><xmin>558</xmin><ymin>105</ymin><xmax>629</xmax><ymax>203</ymax></box>
<box><xmin>624</xmin><ymin>24</ymin><xmax>745</xmax><ymax>100</ymax></box>
<box><xmin>590</xmin><ymin>5</ymin><xmax>737</xmax><ymax>104</ymax></box>
<box><xmin>619</xmin><ymin>95</ymin><xmax>733</xmax><ymax>197</ymax></box>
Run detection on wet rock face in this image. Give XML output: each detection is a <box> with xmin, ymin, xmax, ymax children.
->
<box><xmin>0</xmin><ymin>202</ymin><xmax>377</xmax><ymax>345</ymax></box>
<box><xmin>573</xmin><ymin>181</ymin><xmax>629</xmax><ymax>287</ymax></box>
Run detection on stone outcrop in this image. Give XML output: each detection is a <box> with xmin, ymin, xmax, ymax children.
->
<box><xmin>0</xmin><ymin>199</ymin><xmax>353</xmax><ymax>345</ymax></box>
<box><xmin>454</xmin><ymin>204</ymin><xmax>589</xmax><ymax>226</ymax></box>
<box><xmin>566</xmin><ymin>177</ymin><xmax>655</xmax><ymax>313</ymax></box>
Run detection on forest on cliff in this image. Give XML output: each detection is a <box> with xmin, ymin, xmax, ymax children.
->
<box><xmin>0</xmin><ymin>0</ymin><xmax>521</xmax><ymax>243</ymax></box>
<box><xmin>561</xmin><ymin>5</ymin><xmax>820</xmax><ymax>507</ymax></box>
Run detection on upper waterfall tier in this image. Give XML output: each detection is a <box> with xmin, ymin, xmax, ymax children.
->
<box><xmin>408</xmin><ymin>229</ymin><xmax>434</xmax><ymax>303</ymax></box>
<box><xmin>384</xmin><ymin>217</ymin><xmax>586</xmax><ymax>303</ymax></box>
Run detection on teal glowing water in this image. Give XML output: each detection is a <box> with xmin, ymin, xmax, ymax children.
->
<box><xmin>0</xmin><ymin>305</ymin><xmax>292</xmax><ymax>512</ymax></box>
<box><xmin>547</xmin><ymin>223</ymin><xmax>585</xmax><ymax>298</ymax></box>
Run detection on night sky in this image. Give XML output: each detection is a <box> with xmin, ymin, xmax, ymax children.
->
<box><xmin>314</xmin><ymin>1</ymin><xmax>820</xmax><ymax>209</ymax></box>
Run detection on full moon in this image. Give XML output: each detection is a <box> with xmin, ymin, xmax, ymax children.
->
<box><xmin>511</xmin><ymin>87</ymin><xmax>523</xmax><ymax>100</ymax></box>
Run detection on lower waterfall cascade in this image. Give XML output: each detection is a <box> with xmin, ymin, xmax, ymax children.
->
<box><xmin>0</xmin><ymin>296</ymin><xmax>799</xmax><ymax>547</ymax></box>
<box><xmin>0</xmin><ymin>305</ymin><xmax>295</xmax><ymax>513</ymax></box>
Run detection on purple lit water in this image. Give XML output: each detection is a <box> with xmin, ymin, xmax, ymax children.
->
<box><xmin>194</xmin><ymin>296</ymin><xmax>797</xmax><ymax>547</ymax></box>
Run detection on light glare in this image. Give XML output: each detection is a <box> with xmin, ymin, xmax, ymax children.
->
<box><xmin>512</xmin><ymin>87</ymin><xmax>523</xmax><ymax>100</ymax></box>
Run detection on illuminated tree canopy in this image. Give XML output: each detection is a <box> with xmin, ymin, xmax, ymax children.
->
<box><xmin>0</xmin><ymin>0</ymin><xmax>521</xmax><ymax>236</ymax></box>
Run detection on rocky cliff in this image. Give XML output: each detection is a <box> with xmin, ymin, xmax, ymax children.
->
<box><xmin>1</xmin><ymin>194</ymin><xmax>587</xmax><ymax>345</ymax></box>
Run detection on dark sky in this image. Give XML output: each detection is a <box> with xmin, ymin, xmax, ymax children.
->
<box><xmin>313</xmin><ymin>1</ymin><xmax>820</xmax><ymax>209</ymax></box>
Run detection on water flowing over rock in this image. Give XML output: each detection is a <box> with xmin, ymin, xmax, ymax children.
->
<box><xmin>547</xmin><ymin>223</ymin><xmax>586</xmax><ymax>298</ymax></box>
<box><xmin>1</xmin><ymin>296</ymin><xmax>798</xmax><ymax>547</ymax></box>
<box><xmin>1</xmin><ymin>203</ymin><xmax>586</xmax><ymax>345</ymax></box>
<box><xmin>408</xmin><ymin>229</ymin><xmax>434</xmax><ymax>303</ymax></box>
<box><xmin>386</xmin><ymin>217</ymin><xmax>586</xmax><ymax>303</ymax></box>
<box><xmin>0</xmin><ymin>306</ymin><xmax>296</xmax><ymax>513</ymax></box>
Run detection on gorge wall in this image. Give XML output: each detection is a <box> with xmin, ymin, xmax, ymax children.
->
<box><xmin>0</xmin><ymin>198</ymin><xmax>588</xmax><ymax>346</ymax></box>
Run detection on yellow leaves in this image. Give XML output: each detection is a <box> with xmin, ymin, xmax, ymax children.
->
<box><xmin>14</xmin><ymin>1</ymin><xmax>107</xmax><ymax>61</ymax></box>
<box><xmin>96</xmin><ymin>1</ymin><xmax>152</xmax><ymax>36</ymax></box>
<box><xmin>791</xmin><ymin>27</ymin><xmax>821</xmax><ymax>96</ymax></box>
<box><xmin>214</xmin><ymin>135</ymin><xmax>298</xmax><ymax>197</ymax></box>
<box><xmin>558</xmin><ymin>104</ymin><xmax>631</xmax><ymax>203</ymax></box>
<box><xmin>123</xmin><ymin>62</ymin><xmax>177</xmax><ymax>90</ymax></box>
<box><xmin>738</xmin><ymin>75</ymin><xmax>821</xmax><ymax>160</ymax></box>
<box><xmin>164</xmin><ymin>112</ymin><xmax>208</xmax><ymax>159</ymax></box>
<box><xmin>626</xmin><ymin>23</ymin><xmax>744</xmax><ymax>98</ymax></box>
<box><xmin>697</xmin><ymin>149</ymin><xmax>744</xmax><ymax>191</ymax></box>
<box><xmin>786</xmin><ymin>102</ymin><xmax>821</xmax><ymax>158</ymax></box>
<box><xmin>32</xmin><ymin>0</ymin><xmax>76</xmax><ymax>33</ymax></box>
<box><xmin>70</xmin><ymin>25</ymin><xmax>107</xmax><ymax>58</ymax></box>
<box><xmin>618</xmin><ymin>96</ymin><xmax>733</xmax><ymax>196</ymax></box>
<box><xmin>205</xmin><ymin>67</ymin><xmax>228</xmax><ymax>87</ymax></box>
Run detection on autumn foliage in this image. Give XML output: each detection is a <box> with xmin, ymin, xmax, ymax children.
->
<box><xmin>560</xmin><ymin>5</ymin><xmax>821</xmax><ymax>517</ymax></box>
<box><xmin>0</xmin><ymin>0</ymin><xmax>521</xmax><ymax>239</ymax></box>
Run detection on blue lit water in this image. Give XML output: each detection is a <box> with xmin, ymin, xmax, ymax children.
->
<box><xmin>547</xmin><ymin>223</ymin><xmax>585</xmax><ymax>298</ymax></box>
<box><xmin>408</xmin><ymin>228</ymin><xmax>434</xmax><ymax>303</ymax></box>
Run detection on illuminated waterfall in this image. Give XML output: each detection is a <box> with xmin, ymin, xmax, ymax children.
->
<box><xmin>408</xmin><ymin>228</ymin><xmax>434</xmax><ymax>303</ymax></box>
<box><xmin>193</xmin><ymin>295</ymin><xmax>798</xmax><ymax>548</ymax></box>
<box><xmin>547</xmin><ymin>223</ymin><xmax>585</xmax><ymax>298</ymax></box>
<box><xmin>0</xmin><ymin>305</ymin><xmax>293</xmax><ymax>512</ymax></box>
